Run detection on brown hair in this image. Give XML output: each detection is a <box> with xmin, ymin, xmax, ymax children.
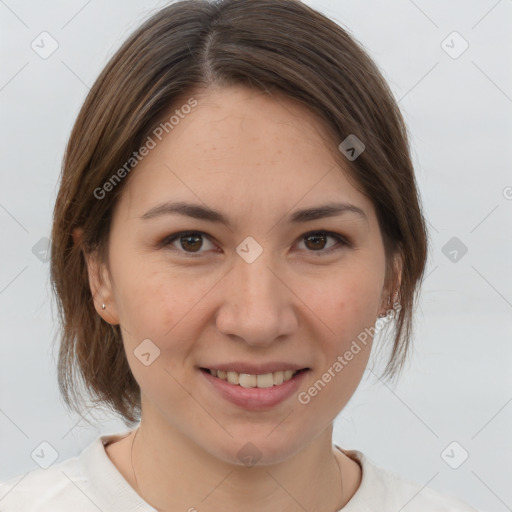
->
<box><xmin>51</xmin><ymin>0</ymin><xmax>428</xmax><ymax>425</ymax></box>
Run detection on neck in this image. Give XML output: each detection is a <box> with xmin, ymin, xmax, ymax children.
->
<box><xmin>125</xmin><ymin>413</ymin><xmax>356</xmax><ymax>512</ymax></box>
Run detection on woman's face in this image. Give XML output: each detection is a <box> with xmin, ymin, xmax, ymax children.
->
<box><xmin>90</xmin><ymin>85</ymin><xmax>394</xmax><ymax>465</ymax></box>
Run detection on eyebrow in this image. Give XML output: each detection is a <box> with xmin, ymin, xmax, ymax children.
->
<box><xmin>139</xmin><ymin>200</ymin><xmax>368</xmax><ymax>227</ymax></box>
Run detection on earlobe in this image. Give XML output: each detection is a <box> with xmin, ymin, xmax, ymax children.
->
<box><xmin>86</xmin><ymin>252</ymin><xmax>120</xmax><ymax>325</ymax></box>
<box><xmin>79</xmin><ymin>238</ymin><xmax>120</xmax><ymax>326</ymax></box>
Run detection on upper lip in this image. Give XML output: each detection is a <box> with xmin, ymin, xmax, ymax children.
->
<box><xmin>200</xmin><ymin>362</ymin><xmax>310</xmax><ymax>375</ymax></box>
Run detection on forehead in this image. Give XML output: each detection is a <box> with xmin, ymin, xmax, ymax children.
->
<box><xmin>117</xmin><ymin>85</ymin><xmax>373</xmax><ymax>222</ymax></box>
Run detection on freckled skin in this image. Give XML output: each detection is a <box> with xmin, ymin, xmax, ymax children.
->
<box><xmin>86</xmin><ymin>85</ymin><xmax>399</xmax><ymax>512</ymax></box>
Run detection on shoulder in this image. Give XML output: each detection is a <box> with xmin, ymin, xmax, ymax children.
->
<box><xmin>336</xmin><ymin>446</ymin><xmax>480</xmax><ymax>512</ymax></box>
<box><xmin>0</xmin><ymin>452</ymin><xmax>89</xmax><ymax>511</ymax></box>
<box><xmin>0</xmin><ymin>430</ymin><xmax>139</xmax><ymax>512</ymax></box>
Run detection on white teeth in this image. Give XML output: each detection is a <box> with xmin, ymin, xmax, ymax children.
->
<box><xmin>273</xmin><ymin>371</ymin><xmax>284</xmax><ymax>385</ymax></box>
<box><xmin>239</xmin><ymin>373</ymin><xmax>257</xmax><ymax>388</ymax></box>
<box><xmin>256</xmin><ymin>373</ymin><xmax>274</xmax><ymax>388</ymax></box>
<box><xmin>283</xmin><ymin>370</ymin><xmax>294</xmax><ymax>381</ymax></box>
<box><xmin>227</xmin><ymin>371</ymin><xmax>239</xmax><ymax>385</ymax></box>
<box><xmin>207</xmin><ymin>368</ymin><xmax>301</xmax><ymax>388</ymax></box>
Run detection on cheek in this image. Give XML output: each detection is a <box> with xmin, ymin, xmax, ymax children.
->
<box><xmin>112</xmin><ymin>259</ymin><xmax>213</xmax><ymax>356</ymax></box>
<box><xmin>311</xmin><ymin>262</ymin><xmax>384</xmax><ymax>328</ymax></box>
<box><xmin>113</xmin><ymin>268</ymin><xmax>202</xmax><ymax>395</ymax></box>
<box><xmin>298</xmin><ymin>268</ymin><xmax>380</xmax><ymax>410</ymax></box>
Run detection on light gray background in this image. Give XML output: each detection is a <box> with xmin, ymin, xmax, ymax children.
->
<box><xmin>1</xmin><ymin>1</ymin><xmax>511</xmax><ymax>510</ymax></box>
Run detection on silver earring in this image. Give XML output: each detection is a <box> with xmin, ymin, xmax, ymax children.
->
<box><xmin>102</xmin><ymin>303</ymin><xmax>106</xmax><ymax>310</ymax></box>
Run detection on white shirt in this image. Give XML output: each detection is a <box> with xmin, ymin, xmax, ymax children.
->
<box><xmin>0</xmin><ymin>430</ymin><xmax>479</xmax><ymax>511</ymax></box>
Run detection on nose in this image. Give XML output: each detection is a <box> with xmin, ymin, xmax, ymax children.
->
<box><xmin>214</xmin><ymin>252</ymin><xmax>298</xmax><ymax>347</ymax></box>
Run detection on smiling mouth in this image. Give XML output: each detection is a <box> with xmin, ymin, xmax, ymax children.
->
<box><xmin>200</xmin><ymin>368</ymin><xmax>309</xmax><ymax>388</ymax></box>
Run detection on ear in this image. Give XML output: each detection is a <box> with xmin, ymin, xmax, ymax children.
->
<box><xmin>73</xmin><ymin>227</ymin><xmax>120</xmax><ymax>325</ymax></box>
<box><xmin>378</xmin><ymin>251</ymin><xmax>403</xmax><ymax>317</ymax></box>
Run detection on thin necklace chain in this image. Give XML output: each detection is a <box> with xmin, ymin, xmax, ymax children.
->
<box><xmin>130</xmin><ymin>426</ymin><xmax>140</xmax><ymax>492</ymax></box>
<box><xmin>130</xmin><ymin>427</ymin><xmax>344</xmax><ymax>509</ymax></box>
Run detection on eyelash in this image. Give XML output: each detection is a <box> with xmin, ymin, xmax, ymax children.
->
<box><xmin>160</xmin><ymin>230</ymin><xmax>351</xmax><ymax>257</ymax></box>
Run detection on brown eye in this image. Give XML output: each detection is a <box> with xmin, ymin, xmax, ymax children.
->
<box><xmin>303</xmin><ymin>233</ymin><xmax>329</xmax><ymax>251</ymax></box>
<box><xmin>161</xmin><ymin>230</ymin><xmax>350</xmax><ymax>258</ymax></box>
<box><xmin>298</xmin><ymin>231</ymin><xmax>349</xmax><ymax>255</ymax></box>
<box><xmin>162</xmin><ymin>231</ymin><xmax>216</xmax><ymax>255</ymax></box>
<box><xmin>178</xmin><ymin>233</ymin><xmax>203</xmax><ymax>252</ymax></box>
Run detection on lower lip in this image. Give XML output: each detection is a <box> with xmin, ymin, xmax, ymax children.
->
<box><xmin>200</xmin><ymin>368</ymin><xmax>310</xmax><ymax>411</ymax></box>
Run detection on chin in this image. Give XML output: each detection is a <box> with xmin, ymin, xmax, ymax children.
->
<box><xmin>202</xmin><ymin>429</ymin><xmax>307</xmax><ymax>468</ymax></box>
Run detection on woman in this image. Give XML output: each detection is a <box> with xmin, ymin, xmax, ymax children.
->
<box><xmin>0</xmin><ymin>0</ymin><xmax>478</xmax><ymax>510</ymax></box>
